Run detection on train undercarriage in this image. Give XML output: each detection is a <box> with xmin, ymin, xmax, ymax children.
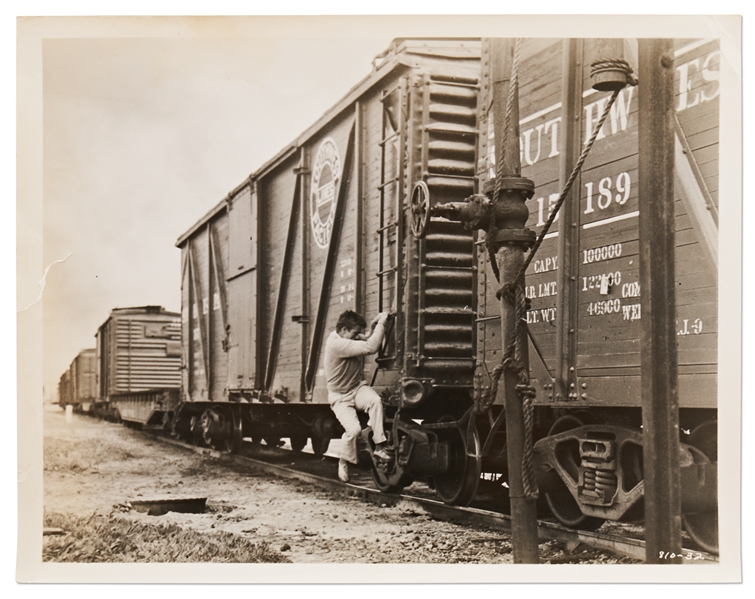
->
<box><xmin>107</xmin><ymin>390</ymin><xmax>717</xmax><ymax>554</ymax></box>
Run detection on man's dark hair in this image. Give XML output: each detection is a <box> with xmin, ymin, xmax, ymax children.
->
<box><xmin>336</xmin><ymin>310</ymin><xmax>367</xmax><ymax>332</ymax></box>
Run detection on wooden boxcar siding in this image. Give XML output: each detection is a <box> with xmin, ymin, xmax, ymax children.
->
<box><xmin>99</xmin><ymin>310</ymin><xmax>182</xmax><ymax>398</ymax></box>
<box><xmin>309</xmin><ymin>119</ymin><xmax>360</xmax><ymax>403</ymax></box>
<box><xmin>181</xmin><ymin>213</ymin><xmax>231</xmax><ymax>403</ymax></box>
<box><xmin>260</xmin><ymin>153</ymin><xmax>304</xmax><ymax>402</ymax></box>
<box><xmin>476</xmin><ymin>38</ymin><xmax>718</xmax><ymax>409</ymax></box>
<box><xmin>476</xmin><ymin>40</ymin><xmax>565</xmax><ymax>387</ymax></box>
<box><xmin>225</xmin><ymin>186</ymin><xmax>259</xmax><ymax>393</ymax></box>
<box><xmin>71</xmin><ymin>349</ymin><xmax>97</xmax><ymax>403</ymax></box>
<box><xmin>186</xmin><ymin>225</ymin><xmax>210</xmax><ymax>399</ymax></box>
<box><xmin>675</xmin><ymin>39</ymin><xmax>720</xmax><ymax>211</ymax></box>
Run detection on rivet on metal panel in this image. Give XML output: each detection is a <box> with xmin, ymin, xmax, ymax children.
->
<box><xmin>581</xmin><ymin>394</ymin><xmax>588</xmax><ymax>399</ymax></box>
<box><xmin>569</xmin><ymin>367</ymin><xmax>575</xmax><ymax>372</ymax></box>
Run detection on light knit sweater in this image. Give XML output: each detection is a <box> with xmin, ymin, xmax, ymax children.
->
<box><xmin>323</xmin><ymin>323</ymin><xmax>385</xmax><ymax>394</ymax></box>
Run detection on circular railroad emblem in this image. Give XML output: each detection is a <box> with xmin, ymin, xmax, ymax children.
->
<box><xmin>311</xmin><ymin>137</ymin><xmax>341</xmax><ymax>249</ymax></box>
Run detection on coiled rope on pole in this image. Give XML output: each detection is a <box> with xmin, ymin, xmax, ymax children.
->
<box><xmin>591</xmin><ymin>59</ymin><xmax>639</xmax><ymax>87</ymax></box>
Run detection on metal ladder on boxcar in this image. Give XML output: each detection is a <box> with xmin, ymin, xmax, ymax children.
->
<box><xmin>375</xmin><ymin>79</ymin><xmax>409</xmax><ymax>365</ymax></box>
<box><xmin>415</xmin><ymin>74</ymin><xmax>478</xmax><ymax>377</ymax></box>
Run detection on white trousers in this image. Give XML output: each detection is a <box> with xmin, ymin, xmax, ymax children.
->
<box><xmin>328</xmin><ymin>383</ymin><xmax>387</xmax><ymax>464</ymax></box>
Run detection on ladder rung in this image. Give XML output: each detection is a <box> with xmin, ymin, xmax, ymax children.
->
<box><xmin>377</xmin><ymin>267</ymin><xmax>398</xmax><ymax>277</ymax></box>
<box><xmin>421</xmin><ymin>264</ymin><xmax>474</xmax><ymax>271</ymax></box>
<box><xmin>423</xmin><ymin>172</ymin><xmax>477</xmax><ymax>181</ymax></box>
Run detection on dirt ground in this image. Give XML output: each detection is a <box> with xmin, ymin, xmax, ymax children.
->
<box><xmin>43</xmin><ymin>404</ymin><xmax>632</xmax><ymax>564</ymax></box>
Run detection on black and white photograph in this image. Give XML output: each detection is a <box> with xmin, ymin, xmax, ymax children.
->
<box><xmin>11</xmin><ymin>6</ymin><xmax>743</xmax><ymax>586</ymax></box>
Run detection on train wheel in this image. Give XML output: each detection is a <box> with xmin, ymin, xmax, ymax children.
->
<box><xmin>431</xmin><ymin>419</ymin><xmax>481</xmax><ymax>507</ymax></box>
<box><xmin>682</xmin><ymin>420</ymin><xmax>718</xmax><ymax>554</ymax></box>
<box><xmin>220</xmin><ymin>409</ymin><xmax>244</xmax><ymax>455</ymax></box>
<box><xmin>200</xmin><ymin>410</ymin><xmax>222</xmax><ymax>450</ymax></box>
<box><xmin>544</xmin><ymin>414</ymin><xmax>605</xmax><ymax>531</ymax></box>
<box><xmin>290</xmin><ymin>436</ymin><xmax>308</xmax><ymax>452</ymax></box>
<box><xmin>311</xmin><ymin>435</ymin><xmax>330</xmax><ymax>457</ymax></box>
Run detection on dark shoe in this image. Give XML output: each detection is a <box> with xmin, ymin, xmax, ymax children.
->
<box><xmin>338</xmin><ymin>459</ymin><xmax>351</xmax><ymax>483</ymax></box>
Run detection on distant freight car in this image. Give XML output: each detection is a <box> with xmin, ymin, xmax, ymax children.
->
<box><xmin>95</xmin><ymin>306</ymin><xmax>182</xmax><ymax>426</ymax></box>
<box><xmin>69</xmin><ymin>348</ymin><xmax>97</xmax><ymax>412</ymax></box>
<box><xmin>57</xmin><ymin>369</ymin><xmax>72</xmax><ymax>410</ymax></box>
<box><xmin>57</xmin><ymin>349</ymin><xmax>96</xmax><ymax>412</ymax></box>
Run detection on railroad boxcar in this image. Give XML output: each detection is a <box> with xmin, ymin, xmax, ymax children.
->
<box><xmin>175</xmin><ymin>38</ymin><xmax>483</xmax><ymax>457</ymax></box>
<box><xmin>69</xmin><ymin>348</ymin><xmax>97</xmax><ymax>412</ymax></box>
<box><xmin>173</xmin><ymin>37</ymin><xmax>718</xmax><ymax>550</ymax></box>
<box><xmin>57</xmin><ymin>369</ymin><xmax>72</xmax><ymax>410</ymax></box>
<box><xmin>469</xmin><ymin>38</ymin><xmax>718</xmax><ymax>551</ymax></box>
<box><xmin>95</xmin><ymin>306</ymin><xmax>182</xmax><ymax>426</ymax></box>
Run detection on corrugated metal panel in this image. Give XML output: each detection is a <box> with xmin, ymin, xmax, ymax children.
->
<box><xmin>98</xmin><ymin>307</ymin><xmax>182</xmax><ymax>399</ymax></box>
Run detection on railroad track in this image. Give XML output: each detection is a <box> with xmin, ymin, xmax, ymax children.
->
<box><xmin>144</xmin><ymin>430</ymin><xmax>717</xmax><ymax>564</ymax></box>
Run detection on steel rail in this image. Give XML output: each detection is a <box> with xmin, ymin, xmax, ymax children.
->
<box><xmin>143</xmin><ymin>430</ymin><xmax>717</xmax><ymax>564</ymax></box>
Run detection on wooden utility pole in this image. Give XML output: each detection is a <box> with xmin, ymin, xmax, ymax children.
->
<box><xmin>638</xmin><ymin>38</ymin><xmax>682</xmax><ymax>564</ymax></box>
<box><xmin>490</xmin><ymin>37</ymin><xmax>540</xmax><ymax>564</ymax></box>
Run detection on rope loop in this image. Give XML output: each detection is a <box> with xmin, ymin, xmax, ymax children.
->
<box><xmin>590</xmin><ymin>58</ymin><xmax>639</xmax><ymax>86</ymax></box>
<box><xmin>515</xmin><ymin>383</ymin><xmax>537</xmax><ymax>401</ymax></box>
<box><xmin>497</xmin><ymin>282</ymin><xmax>516</xmax><ymax>304</ymax></box>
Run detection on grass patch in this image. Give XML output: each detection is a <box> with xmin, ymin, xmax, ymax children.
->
<box><xmin>43</xmin><ymin>512</ymin><xmax>290</xmax><ymax>563</ymax></box>
<box><xmin>44</xmin><ymin>436</ymin><xmax>149</xmax><ymax>473</ymax></box>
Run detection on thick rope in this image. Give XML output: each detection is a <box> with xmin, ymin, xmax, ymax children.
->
<box><xmin>481</xmin><ymin>57</ymin><xmax>637</xmax><ymax>503</ymax></box>
<box><xmin>516</xmin><ymin>87</ymin><xmax>622</xmax><ymax>283</ymax></box>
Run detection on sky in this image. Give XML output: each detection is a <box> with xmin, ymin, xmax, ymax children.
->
<box><xmin>35</xmin><ymin>20</ymin><xmax>398</xmax><ymax>400</ymax></box>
